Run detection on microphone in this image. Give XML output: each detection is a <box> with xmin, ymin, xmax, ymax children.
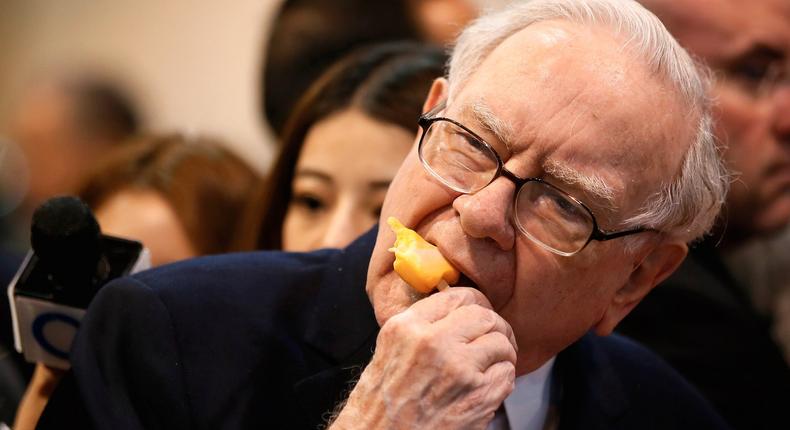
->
<box><xmin>6</xmin><ymin>196</ymin><xmax>150</xmax><ymax>369</ymax></box>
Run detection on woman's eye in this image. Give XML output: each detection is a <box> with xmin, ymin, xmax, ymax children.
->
<box><xmin>292</xmin><ymin>194</ymin><xmax>325</xmax><ymax>213</ymax></box>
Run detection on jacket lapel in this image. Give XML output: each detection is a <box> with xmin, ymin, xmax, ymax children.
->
<box><xmin>293</xmin><ymin>228</ymin><xmax>381</xmax><ymax>427</ymax></box>
<box><xmin>556</xmin><ymin>333</ymin><xmax>630</xmax><ymax>430</ymax></box>
<box><xmin>292</xmin><ymin>231</ymin><xmax>636</xmax><ymax>429</ymax></box>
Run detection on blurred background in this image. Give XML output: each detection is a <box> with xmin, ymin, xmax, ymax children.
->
<box><xmin>0</xmin><ymin>0</ymin><xmax>278</xmax><ymax>172</ymax></box>
<box><xmin>0</xmin><ymin>0</ymin><xmax>508</xmax><ymax>253</ymax></box>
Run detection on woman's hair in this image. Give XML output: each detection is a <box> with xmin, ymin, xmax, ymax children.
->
<box><xmin>238</xmin><ymin>42</ymin><xmax>447</xmax><ymax>250</ymax></box>
<box><xmin>79</xmin><ymin>134</ymin><xmax>260</xmax><ymax>255</ymax></box>
<box><xmin>262</xmin><ymin>0</ymin><xmax>421</xmax><ymax>136</ymax></box>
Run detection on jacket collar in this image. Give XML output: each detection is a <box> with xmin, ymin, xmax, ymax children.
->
<box><xmin>301</xmin><ymin>226</ymin><xmax>380</xmax><ymax>365</ymax></box>
<box><xmin>556</xmin><ymin>333</ymin><xmax>630</xmax><ymax>430</ymax></box>
<box><xmin>297</xmin><ymin>231</ymin><xmax>634</xmax><ymax>429</ymax></box>
<box><xmin>294</xmin><ymin>228</ymin><xmax>380</xmax><ymax>428</ymax></box>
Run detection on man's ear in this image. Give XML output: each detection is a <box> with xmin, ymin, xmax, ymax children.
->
<box><xmin>593</xmin><ymin>240</ymin><xmax>688</xmax><ymax>336</ymax></box>
<box><xmin>422</xmin><ymin>78</ymin><xmax>449</xmax><ymax>114</ymax></box>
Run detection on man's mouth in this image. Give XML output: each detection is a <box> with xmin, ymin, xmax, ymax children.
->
<box><xmin>425</xmin><ymin>272</ymin><xmax>479</xmax><ymax>298</ymax></box>
<box><xmin>431</xmin><ymin>241</ymin><xmax>484</xmax><ymax>293</ymax></box>
<box><xmin>455</xmin><ymin>272</ymin><xmax>480</xmax><ymax>290</ymax></box>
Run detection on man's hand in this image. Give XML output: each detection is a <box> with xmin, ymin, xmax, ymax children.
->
<box><xmin>331</xmin><ymin>287</ymin><xmax>517</xmax><ymax>429</ymax></box>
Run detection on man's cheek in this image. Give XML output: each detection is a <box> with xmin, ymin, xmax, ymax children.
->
<box><xmin>381</xmin><ymin>162</ymin><xmax>423</xmax><ymax>216</ymax></box>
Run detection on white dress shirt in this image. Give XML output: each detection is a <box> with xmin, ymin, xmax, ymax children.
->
<box><xmin>486</xmin><ymin>357</ymin><xmax>556</xmax><ymax>430</ymax></box>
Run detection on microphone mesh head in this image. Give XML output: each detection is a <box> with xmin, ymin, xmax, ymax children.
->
<box><xmin>31</xmin><ymin>196</ymin><xmax>102</xmax><ymax>286</ymax></box>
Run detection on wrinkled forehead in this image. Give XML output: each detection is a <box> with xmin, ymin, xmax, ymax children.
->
<box><xmin>448</xmin><ymin>20</ymin><xmax>692</xmax><ymax>210</ymax></box>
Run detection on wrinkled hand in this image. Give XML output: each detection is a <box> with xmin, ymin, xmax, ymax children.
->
<box><xmin>332</xmin><ymin>287</ymin><xmax>517</xmax><ymax>430</ymax></box>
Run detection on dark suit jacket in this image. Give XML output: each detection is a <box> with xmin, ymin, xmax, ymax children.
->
<box><xmin>40</xmin><ymin>229</ymin><xmax>729</xmax><ymax>429</ymax></box>
<box><xmin>618</xmin><ymin>240</ymin><xmax>790</xmax><ymax>430</ymax></box>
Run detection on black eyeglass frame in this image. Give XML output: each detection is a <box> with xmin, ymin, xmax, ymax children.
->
<box><xmin>416</xmin><ymin>106</ymin><xmax>656</xmax><ymax>255</ymax></box>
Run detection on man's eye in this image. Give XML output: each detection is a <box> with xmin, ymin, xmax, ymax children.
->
<box><xmin>458</xmin><ymin>132</ymin><xmax>491</xmax><ymax>155</ymax></box>
<box><xmin>447</xmin><ymin>133</ymin><xmax>491</xmax><ymax>169</ymax></box>
<box><xmin>292</xmin><ymin>194</ymin><xmax>325</xmax><ymax>213</ymax></box>
<box><xmin>535</xmin><ymin>191</ymin><xmax>583</xmax><ymax>221</ymax></box>
<box><xmin>549</xmin><ymin>194</ymin><xmax>581</xmax><ymax>217</ymax></box>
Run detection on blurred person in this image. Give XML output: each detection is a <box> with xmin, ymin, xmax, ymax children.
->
<box><xmin>79</xmin><ymin>134</ymin><xmax>259</xmax><ymax>264</ymax></box>
<box><xmin>2</xmin><ymin>79</ymin><xmax>138</xmax><ymax>422</ymax></box>
<box><xmin>777</xmin><ymin>277</ymin><xmax>790</xmax><ymax>362</ymax></box>
<box><xmin>263</xmin><ymin>0</ymin><xmax>420</xmax><ymax>137</ymax></box>
<box><xmin>0</xmin><ymin>137</ymin><xmax>29</xmax><ymax>245</ymax></box>
<box><xmin>12</xmin><ymin>134</ymin><xmax>260</xmax><ymax>430</ymax></box>
<box><xmin>407</xmin><ymin>0</ymin><xmax>481</xmax><ymax>45</ymax></box>
<box><xmin>0</xmin><ymin>140</ymin><xmax>32</xmax><ymax>428</ymax></box>
<box><xmin>1</xmin><ymin>73</ymin><xmax>140</xmax><ymax>251</ymax></box>
<box><xmin>262</xmin><ymin>0</ymin><xmax>485</xmax><ymax>137</ymax></box>
<box><xmin>725</xmin><ymin>229</ymin><xmax>790</xmax><ymax>364</ymax></box>
<box><xmin>238</xmin><ymin>42</ymin><xmax>447</xmax><ymax>252</ymax></box>
<box><xmin>39</xmin><ymin>1</ymin><xmax>733</xmax><ymax>428</ymax></box>
<box><xmin>618</xmin><ymin>0</ymin><xmax>790</xmax><ymax>428</ymax></box>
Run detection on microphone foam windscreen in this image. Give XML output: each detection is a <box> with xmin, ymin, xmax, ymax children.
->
<box><xmin>30</xmin><ymin>196</ymin><xmax>102</xmax><ymax>282</ymax></box>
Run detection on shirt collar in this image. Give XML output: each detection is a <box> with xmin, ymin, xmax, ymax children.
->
<box><xmin>503</xmin><ymin>357</ymin><xmax>556</xmax><ymax>430</ymax></box>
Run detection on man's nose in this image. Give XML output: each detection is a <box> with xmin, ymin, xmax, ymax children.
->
<box><xmin>452</xmin><ymin>176</ymin><xmax>516</xmax><ymax>250</ymax></box>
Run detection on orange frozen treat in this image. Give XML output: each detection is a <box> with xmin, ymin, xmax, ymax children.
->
<box><xmin>387</xmin><ymin>216</ymin><xmax>459</xmax><ymax>293</ymax></box>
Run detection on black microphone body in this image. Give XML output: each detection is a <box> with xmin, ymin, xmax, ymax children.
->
<box><xmin>7</xmin><ymin>196</ymin><xmax>149</xmax><ymax>368</ymax></box>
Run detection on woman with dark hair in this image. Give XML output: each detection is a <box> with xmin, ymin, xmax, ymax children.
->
<box><xmin>262</xmin><ymin>0</ymin><xmax>478</xmax><ymax>137</ymax></box>
<box><xmin>263</xmin><ymin>0</ymin><xmax>420</xmax><ymax>136</ymax></box>
<box><xmin>239</xmin><ymin>42</ymin><xmax>447</xmax><ymax>251</ymax></box>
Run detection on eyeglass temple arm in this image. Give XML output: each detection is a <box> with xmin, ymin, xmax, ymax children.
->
<box><xmin>592</xmin><ymin>226</ymin><xmax>657</xmax><ymax>242</ymax></box>
<box><xmin>421</xmin><ymin>99</ymin><xmax>448</xmax><ymax>119</ymax></box>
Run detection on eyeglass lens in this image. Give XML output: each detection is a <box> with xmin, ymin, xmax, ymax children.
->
<box><xmin>419</xmin><ymin>119</ymin><xmax>595</xmax><ymax>254</ymax></box>
<box><xmin>514</xmin><ymin>183</ymin><xmax>593</xmax><ymax>254</ymax></box>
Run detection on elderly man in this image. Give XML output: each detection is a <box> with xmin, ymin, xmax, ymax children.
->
<box><xmin>40</xmin><ymin>1</ymin><xmax>729</xmax><ymax>429</ymax></box>
<box><xmin>620</xmin><ymin>1</ymin><xmax>790</xmax><ymax>428</ymax></box>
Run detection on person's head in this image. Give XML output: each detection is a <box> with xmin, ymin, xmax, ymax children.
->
<box><xmin>366</xmin><ymin>0</ymin><xmax>728</xmax><ymax>374</ymax></box>
<box><xmin>406</xmin><ymin>0</ymin><xmax>481</xmax><ymax>45</ymax></box>
<box><xmin>79</xmin><ymin>134</ymin><xmax>259</xmax><ymax>266</ymax></box>
<box><xmin>242</xmin><ymin>42</ymin><xmax>447</xmax><ymax>252</ymax></box>
<box><xmin>263</xmin><ymin>0</ymin><xmax>422</xmax><ymax>136</ymax></box>
<box><xmin>9</xmin><ymin>74</ymin><xmax>139</xmax><ymax>210</ymax></box>
<box><xmin>639</xmin><ymin>0</ymin><xmax>790</xmax><ymax>246</ymax></box>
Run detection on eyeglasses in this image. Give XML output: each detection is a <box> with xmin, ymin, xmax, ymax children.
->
<box><xmin>417</xmin><ymin>104</ymin><xmax>655</xmax><ymax>256</ymax></box>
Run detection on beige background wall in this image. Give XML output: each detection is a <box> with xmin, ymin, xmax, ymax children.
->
<box><xmin>0</xmin><ymin>0</ymin><xmax>283</xmax><ymax>173</ymax></box>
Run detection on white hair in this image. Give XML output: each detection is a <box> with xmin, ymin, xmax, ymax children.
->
<box><xmin>447</xmin><ymin>0</ymin><xmax>729</xmax><ymax>243</ymax></box>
